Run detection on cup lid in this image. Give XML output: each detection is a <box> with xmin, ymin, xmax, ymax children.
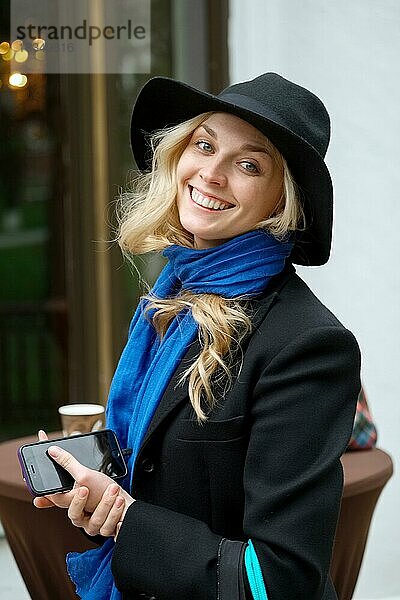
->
<box><xmin>58</xmin><ymin>404</ymin><xmax>105</xmax><ymax>416</ymax></box>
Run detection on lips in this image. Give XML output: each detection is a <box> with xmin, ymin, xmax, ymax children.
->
<box><xmin>189</xmin><ymin>186</ymin><xmax>234</xmax><ymax>211</ymax></box>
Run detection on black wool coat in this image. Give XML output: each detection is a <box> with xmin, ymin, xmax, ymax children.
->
<box><xmin>111</xmin><ymin>264</ymin><xmax>361</xmax><ymax>600</ymax></box>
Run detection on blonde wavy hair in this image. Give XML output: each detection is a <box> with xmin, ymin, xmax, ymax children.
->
<box><xmin>117</xmin><ymin>112</ymin><xmax>304</xmax><ymax>422</ymax></box>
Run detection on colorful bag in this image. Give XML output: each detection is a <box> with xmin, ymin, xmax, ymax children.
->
<box><xmin>348</xmin><ymin>387</ymin><xmax>377</xmax><ymax>450</ymax></box>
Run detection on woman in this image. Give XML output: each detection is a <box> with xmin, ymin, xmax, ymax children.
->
<box><xmin>35</xmin><ymin>73</ymin><xmax>361</xmax><ymax>600</ymax></box>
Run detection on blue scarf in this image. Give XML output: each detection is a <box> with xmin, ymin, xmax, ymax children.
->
<box><xmin>66</xmin><ymin>229</ymin><xmax>293</xmax><ymax>599</ymax></box>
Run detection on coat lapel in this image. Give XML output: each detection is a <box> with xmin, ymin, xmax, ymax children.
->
<box><xmin>141</xmin><ymin>264</ymin><xmax>295</xmax><ymax>446</ymax></box>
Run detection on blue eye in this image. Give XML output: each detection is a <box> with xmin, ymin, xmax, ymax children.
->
<box><xmin>196</xmin><ymin>140</ymin><xmax>213</xmax><ymax>152</ymax></box>
<box><xmin>240</xmin><ymin>161</ymin><xmax>259</xmax><ymax>173</ymax></box>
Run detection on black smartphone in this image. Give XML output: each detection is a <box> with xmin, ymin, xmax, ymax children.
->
<box><xmin>18</xmin><ymin>429</ymin><xmax>127</xmax><ymax>496</ymax></box>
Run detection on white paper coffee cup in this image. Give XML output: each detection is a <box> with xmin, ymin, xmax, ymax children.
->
<box><xmin>58</xmin><ymin>404</ymin><xmax>105</xmax><ymax>437</ymax></box>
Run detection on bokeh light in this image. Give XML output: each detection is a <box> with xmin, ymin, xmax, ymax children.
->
<box><xmin>1</xmin><ymin>48</ymin><xmax>14</xmax><ymax>61</ymax></box>
<box><xmin>34</xmin><ymin>50</ymin><xmax>46</xmax><ymax>61</ymax></box>
<box><xmin>32</xmin><ymin>38</ymin><xmax>45</xmax><ymax>51</ymax></box>
<box><xmin>14</xmin><ymin>49</ymin><xmax>29</xmax><ymax>63</ymax></box>
<box><xmin>0</xmin><ymin>41</ymin><xmax>10</xmax><ymax>55</ymax></box>
<box><xmin>11</xmin><ymin>40</ymin><xmax>23</xmax><ymax>52</ymax></box>
<box><xmin>8</xmin><ymin>72</ymin><xmax>28</xmax><ymax>88</ymax></box>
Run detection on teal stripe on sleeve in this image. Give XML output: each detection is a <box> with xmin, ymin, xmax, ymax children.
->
<box><xmin>244</xmin><ymin>540</ymin><xmax>269</xmax><ymax>600</ymax></box>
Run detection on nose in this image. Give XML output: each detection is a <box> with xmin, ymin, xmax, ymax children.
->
<box><xmin>199</xmin><ymin>158</ymin><xmax>227</xmax><ymax>186</ymax></box>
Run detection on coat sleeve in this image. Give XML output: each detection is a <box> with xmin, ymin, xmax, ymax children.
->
<box><xmin>111</xmin><ymin>325</ymin><xmax>361</xmax><ymax>600</ymax></box>
<box><xmin>112</xmin><ymin>499</ymin><xmax>225</xmax><ymax>598</ymax></box>
<box><xmin>241</xmin><ymin>325</ymin><xmax>361</xmax><ymax>599</ymax></box>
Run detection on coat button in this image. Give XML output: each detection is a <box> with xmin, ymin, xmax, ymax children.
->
<box><xmin>141</xmin><ymin>457</ymin><xmax>155</xmax><ymax>473</ymax></box>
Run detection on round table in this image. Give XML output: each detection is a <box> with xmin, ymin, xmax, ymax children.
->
<box><xmin>331</xmin><ymin>448</ymin><xmax>393</xmax><ymax>599</ymax></box>
<box><xmin>0</xmin><ymin>434</ymin><xmax>393</xmax><ymax>600</ymax></box>
<box><xmin>0</xmin><ymin>433</ymin><xmax>97</xmax><ymax>600</ymax></box>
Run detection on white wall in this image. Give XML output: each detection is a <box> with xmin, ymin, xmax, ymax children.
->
<box><xmin>229</xmin><ymin>1</ymin><xmax>400</xmax><ymax>597</ymax></box>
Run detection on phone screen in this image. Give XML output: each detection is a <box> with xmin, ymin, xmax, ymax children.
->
<box><xmin>19</xmin><ymin>430</ymin><xmax>127</xmax><ymax>495</ymax></box>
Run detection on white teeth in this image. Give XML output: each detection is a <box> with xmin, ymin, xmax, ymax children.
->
<box><xmin>190</xmin><ymin>187</ymin><xmax>232</xmax><ymax>211</ymax></box>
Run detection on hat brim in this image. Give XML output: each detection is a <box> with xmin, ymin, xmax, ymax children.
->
<box><xmin>130</xmin><ymin>77</ymin><xmax>333</xmax><ymax>266</ymax></box>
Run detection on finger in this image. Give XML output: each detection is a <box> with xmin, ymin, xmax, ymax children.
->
<box><xmin>44</xmin><ymin>489</ymin><xmax>77</xmax><ymax>509</ymax></box>
<box><xmin>99</xmin><ymin>496</ymin><xmax>125</xmax><ymax>538</ymax></box>
<box><xmin>38</xmin><ymin>430</ymin><xmax>48</xmax><ymax>442</ymax></box>
<box><xmin>47</xmin><ymin>446</ymin><xmax>86</xmax><ymax>481</ymax></box>
<box><xmin>33</xmin><ymin>496</ymin><xmax>54</xmax><ymax>509</ymax></box>
<box><xmin>68</xmin><ymin>487</ymin><xmax>89</xmax><ymax>526</ymax></box>
<box><xmin>84</xmin><ymin>483</ymin><xmax>120</xmax><ymax>536</ymax></box>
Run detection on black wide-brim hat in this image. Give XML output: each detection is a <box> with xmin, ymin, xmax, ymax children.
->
<box><xmin>130</xmin><ymin>73</ymin><xmax>333</xmax><ymax>266</ymax></box>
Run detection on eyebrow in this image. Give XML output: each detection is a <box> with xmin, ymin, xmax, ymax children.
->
<box><xmin>200</xmin><ymin>124</ymin><xmax>270</xmax><ymax>155</ymax></box>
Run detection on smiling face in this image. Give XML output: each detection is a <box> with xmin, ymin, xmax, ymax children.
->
<box><xmin>176</xmin><ymin>112</ymin><xmax>284</xmax><ymax>249</ymax></box>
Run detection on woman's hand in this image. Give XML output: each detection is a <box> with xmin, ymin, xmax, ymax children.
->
<box><xmin>67</xmin><ymin>481</ymin><xmax>128</xmax><ymax>538</ymax></box>
<box><xmin>33</xmin><ymin>430</ymin><xmax>134</xmax><ymax>538</ymax></box>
